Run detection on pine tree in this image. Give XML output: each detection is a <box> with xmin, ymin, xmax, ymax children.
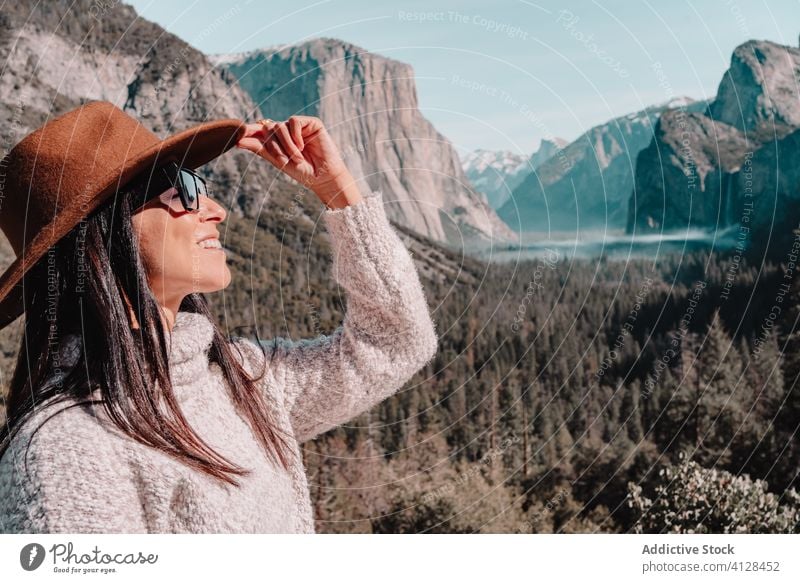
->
<box><xmin>738</xmin><ymin>327</ymin><xmax>785</xmax><ymax>478</ymax></box>
<box><xmin>778</xmin><ymin>273</ymin><xmax>800</xmax><ymax>435</ymax></box>
<box><xmin>621</xmin><ymin>379</ymin><xmax>645</xmax><ymax>443</ymax></box>
<box><xmin>691</xmin><ymin>309</ymin><xmax>746</xmax><ymax>467</ymax></box>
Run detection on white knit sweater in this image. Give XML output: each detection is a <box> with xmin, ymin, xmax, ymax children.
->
<box><xmin>0</xmin><ymin>188</ymin><xmax>438</xmax><ymax>533</ymax></box>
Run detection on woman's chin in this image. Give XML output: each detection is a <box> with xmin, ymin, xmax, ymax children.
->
<box><xmin>196</xmin><ymin>268</ymin><xmax>232</xmax><ymax>292</ymax></box>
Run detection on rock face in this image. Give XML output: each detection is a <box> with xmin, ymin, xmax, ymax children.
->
<box><xmin>737</xmin><ymin>127</ymin><xmax>800</xmax><ymax>236</ymax></box>
<box><xmin>627</xmin><ymin>110</ymin><xmax>750</xmax><ymax>233</ymax></box>
<box><xmin>462</xmin><ymin>138</ymin><xmax>567</xmax><ymax>210</ymax></box>
<box><xmin>498</xmin><ymin>98</ymin><xmax>701</xmax><ymax>233</ymax></box>
<box><xmin>627</xmin><ymin>40</ymin><xmax>800</xmax><ymax>235</ymax></box>
<box><xmin>530</xmin><ymin>138</ymin><xmax>569</xmax><ymax>170</ymax></box>
<box><xmin>709</xmin><ymin>40</ymin><xmax>800</xmax><ymax>141</ymax></box>
<box><xmin>213</xmin><ymin>39</ymin><xmax>518</xmax><ymax>248</ymax></box>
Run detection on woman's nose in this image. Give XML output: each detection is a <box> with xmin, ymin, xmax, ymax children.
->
<box><xmin>200</xmin><ymin>195</ymin><xmax>226</xmax><ymax>222</ymax></box>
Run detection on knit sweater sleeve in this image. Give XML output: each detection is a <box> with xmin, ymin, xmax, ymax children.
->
<box><xmin>0</xmin><ymin>401</ymin><xmax>148</xmax><ymax>534</ymax></box>
<box><xmin>236</xmin><ymin>188</ymin><xmax>438</xmax><ymax>444</ymax></box>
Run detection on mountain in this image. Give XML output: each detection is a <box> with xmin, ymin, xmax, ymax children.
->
<box><xmin>626</xmin><ymin>40</ymin><xmax>800</xmax><ymax>237</ymax></box>
<box><xmin>497</xmin><ymin>97</ymin><xmax>704</xmax><ymax>233</ymax></box>
<box><xmin>530</xmin><ymin>137</ymin><xmax>569</xmax><ymax>169</ymax></box>
<box><xmin>461</xmin><ymin>149</ymin><xmax>528</xmax><ymax>210</ymax></box>
<box><xmin>626</xmin><ymin>108</ymin><xmax>750</xmax><ymax>232</ymax></box>
<box><xmin>0</xmin><ymin>0</ymin><xmax>290</xmax><ymax>220</ymax></box>
<box><xmin>462</xmin><ymin>138</ymin><xmax>567</xmax><ymax>210</ymax></box>
<box><xmin>709</xmin><ymin>39</ymin><xmax>800</xmax><ymax>141</ymax></box>
<box><xmin>738</xmin><ymin>125</ymin><xmax>800</xmax><ymax>230</ymax></box>
<box><xmin>212</xmin><ymin>38</ymin><xmax>518</xmax><ymax>248</ymax></box>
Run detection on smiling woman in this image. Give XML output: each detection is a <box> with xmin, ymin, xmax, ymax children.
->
<box><xmin>0</xmin><ymin>101</ymin><xmax>438</xmax><ymax>533</ymax></box>
<box><xmin>129</xmin><ymin>162</ymin><xmax>233</xmax><ymax>329</ymax></box>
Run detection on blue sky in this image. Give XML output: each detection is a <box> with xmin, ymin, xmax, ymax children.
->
<box><xmin>128</xmin><ymin>0</ymin><xmax>800</xmax><ymax>156</ymax></box>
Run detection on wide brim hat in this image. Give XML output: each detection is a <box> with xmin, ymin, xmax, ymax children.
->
<box><xmin>0</xmin><ymin>100</ymin><xmax>246</xmax><ymax>331</ymax></box>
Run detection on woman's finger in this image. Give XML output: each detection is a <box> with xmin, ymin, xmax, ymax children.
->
<box><xmin>237</xmin><ymin>136</ymin><xmax>282</xmax><ymax>167</ymax></box>
<box><xmin>236</xmin><ymin>136</ymin><xmax>266</xmax><ymax>155</ymax></box>
<box><xmin>267</xmin><ymin>139</ymin><xmax>290</xmax><ymax>166</ymax></box>
<box><xmin>288</xmin><ymin>117</ymin><xmax>304</xmax><ymax>151</ymax></box>
<box><xmin>273</xmin><ymin>122</ymin><xmax>304</xmax><ymax>163</ymax></box>
<box><xmin>240</xmin><ymin>123</ymin><xmax>269</xmax><ymax>141</ymax></box>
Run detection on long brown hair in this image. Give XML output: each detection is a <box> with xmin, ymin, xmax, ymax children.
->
<box><xmin>0</xmin><ymin>170</ymin><xmax>293</xmax><ymax>485</ymax></box>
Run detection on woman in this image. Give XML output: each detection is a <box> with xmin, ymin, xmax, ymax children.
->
<box><xmin>0</xmin><ymin>101</ymin><xmax>437</xmax><ymax>533</ymax></box>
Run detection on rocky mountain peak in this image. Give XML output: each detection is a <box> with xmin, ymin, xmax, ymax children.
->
<box><xmin>709</xmin><ymin>39</ymin><xmax>800</xmax><ymax>140</ymax></box>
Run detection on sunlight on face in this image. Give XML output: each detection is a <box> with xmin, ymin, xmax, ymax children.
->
<box><xmin>131</xmin><ymin>185</ymin><xmax>231</xmax><ymax>311</ymax></box>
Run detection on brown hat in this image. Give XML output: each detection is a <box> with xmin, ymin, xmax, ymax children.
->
<box><xmin>0</xmin><ymin>100</ymin><xmax>246</xmax><ymax>331</ymax></box>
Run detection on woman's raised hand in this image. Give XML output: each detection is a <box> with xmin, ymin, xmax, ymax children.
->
<box><xmin>236</xmin><ymin>116</ymin><xmax>352</xmax><ymax>196</ymax></box>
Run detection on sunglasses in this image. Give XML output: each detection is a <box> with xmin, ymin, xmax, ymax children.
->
<box><xmin>139</xmin><ymin>162</ymin><xmax>209</xmax><ymax>213</ymax></box>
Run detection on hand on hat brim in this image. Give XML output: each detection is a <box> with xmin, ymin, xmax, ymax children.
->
<box><xmin>235</xmin><ymin>117</ymin><xmax>351</xmax><ymax>196</ymax></box>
